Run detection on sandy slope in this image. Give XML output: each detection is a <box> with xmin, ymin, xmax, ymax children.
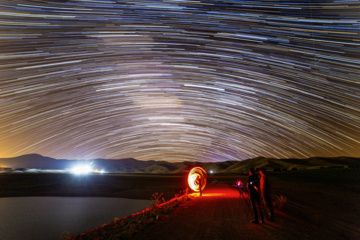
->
<box><xmin>133</xmin><ymin>184</ymin><xmax>343</xmax><ymax>240</ymax></box>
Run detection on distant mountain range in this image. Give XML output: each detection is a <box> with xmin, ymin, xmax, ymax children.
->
<box><xmin>0</xmin><ymin>154</ymin><xmax>359</xmax><ymax>174</ymax></box>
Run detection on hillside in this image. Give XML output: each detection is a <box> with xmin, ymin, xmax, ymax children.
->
<box><xmin>0</xmin><ymin>154</ymin><xmax>359</xmax><ymax>174</ymax></box>
<box><xmin>224</xmin><ymin>156</ymin><xmax>360</xmax><ymax>173</ymax></box>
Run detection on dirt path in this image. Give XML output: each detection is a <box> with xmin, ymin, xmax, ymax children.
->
<box><xmin>133</xmin><ymin>184</ymin><xmax>342</xmax><ymax>240</ymax></box>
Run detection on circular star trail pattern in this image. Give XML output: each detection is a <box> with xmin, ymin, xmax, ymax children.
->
<box><xmin>0</xmin><ymin>0</ymin><xmax>359</xmax><ymax>162</ymax></box>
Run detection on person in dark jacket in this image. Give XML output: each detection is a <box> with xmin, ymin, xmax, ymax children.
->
<box><xmin>247</xmin><ymin>168</ymin><xmax>264</xmax><ymax>224</ymax></box>
<box><xmin>259</xmin><ymin>168</ymin><xmax>274</xmax><ymax>221</ymax></box>
<box><xmin>195</xmin><ymin>175</ymin><xmax>202</xmax><ymax>196</ymax></box>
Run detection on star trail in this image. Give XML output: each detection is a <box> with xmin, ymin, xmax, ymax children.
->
<box><xmin>0</xmin><ymin>0</ymin><xmax>359</xmax><ymax>162</ymax></box>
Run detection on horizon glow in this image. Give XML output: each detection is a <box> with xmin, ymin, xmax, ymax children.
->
<box><xmin>70</xmin><ymin>165</ymin><xmax>93</xmax><ymax>175</ymax></box>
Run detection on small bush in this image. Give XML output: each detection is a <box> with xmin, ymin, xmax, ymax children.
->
<box><xmin>58</xmin><ymin>231</ymin><xmax>70</xmax><ymax>240</ymax></box>
<box><xmin>150</xmin><ymin>192</ymin><xmax>164</xmax><ymax>207</ymax></box>
<box><xmin>274</xmin><ymin>195</ymin><xmax>287</xmax><ymax>210</ymax></box>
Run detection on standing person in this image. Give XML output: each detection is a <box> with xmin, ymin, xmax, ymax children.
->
<box><xmin>259</xmin><ymin>168</ymin><xmax>275</xmax><ymax>221</ymax></box>
<box><xmin>247</xmin><ymin>168</ymin><xmax>264</xmax><ymax>224</ymax></box>
<box><xmin>199</xmin><ymin>176</ymin><xmax>202</xmax><ymax>197</ymax></box>
<box><xmin>195</xmin><ymin>175</ymin><xmax>202</xmax><ymax>196</ymax></box>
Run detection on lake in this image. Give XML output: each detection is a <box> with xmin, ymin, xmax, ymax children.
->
<box><xmin>0</xmin><ymin>197</ymin><xmax>151</xmax><ymax>240</ymax></box>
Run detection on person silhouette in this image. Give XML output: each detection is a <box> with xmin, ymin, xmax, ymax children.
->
<box><xmin>247</xmin><ymin>168</ymin><xmax>264</xmax><ymax>224</ymax></box>
<box><xmin>196</xmin><ymin>175</ymin><xmax>202</xmax><ymax>196</ymax></box>
<box><xmin>259</xmin><ymin>168</ymin><xmax>274</xmax><ymax>221</ymax></box>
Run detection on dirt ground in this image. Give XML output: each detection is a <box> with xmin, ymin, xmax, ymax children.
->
<box><xmin>133</xmin><ymin>184</ymin><xmax>356</xmax><ymax>240</ymax></box>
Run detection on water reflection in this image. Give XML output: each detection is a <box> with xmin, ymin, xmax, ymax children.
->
<box><xmin>0</xmin><ymin>197</ymin><xmax>151</xmax><ymax>240</ymax></box>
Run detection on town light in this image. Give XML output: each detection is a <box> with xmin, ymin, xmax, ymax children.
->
<box><xmin>70</xmin><ymin>164</ymin><xmax>92</xmax><ymax>175</ymax></box>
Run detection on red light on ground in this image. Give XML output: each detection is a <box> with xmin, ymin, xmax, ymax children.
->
<box><xmin>201</xmin><ymin>193</ymin><xmax>225</xmax><ymax>197</ymax></box>
<box><xmin>188</xmin><ymin>167</ymin><xmax>207</xmax><ymax>192</ymax></box>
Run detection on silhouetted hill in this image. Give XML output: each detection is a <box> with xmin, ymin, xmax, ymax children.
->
<box><xmin>0</xmin><ymin>154</ymin><xmax>61</xmax><ymax>169</ymax></box>
<box><xmin>224</xmin><ymin>156</ymin><xmax>360</xmax><ymax>173</ymax></box>
<box><xmin>0</xmin><ymin>154</ymin><xmax>358</xmax><ymax>173</ymax></box>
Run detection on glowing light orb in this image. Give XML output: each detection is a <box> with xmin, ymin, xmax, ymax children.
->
<box><xmin>188</xmin><ymin>167</ymin><xmax>207</xmax><ymax>192</ymax></box>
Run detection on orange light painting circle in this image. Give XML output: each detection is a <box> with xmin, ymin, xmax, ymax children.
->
<box><xmin>188</xmin><ymin>167</ymin><xmax>207</xmax><ymax>192</ymax></box>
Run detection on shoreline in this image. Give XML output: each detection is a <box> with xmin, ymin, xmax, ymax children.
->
<box><xmin>66</xmin><ymin>189</ymin><xmax>192</xmax><ymax>240</ymax></box>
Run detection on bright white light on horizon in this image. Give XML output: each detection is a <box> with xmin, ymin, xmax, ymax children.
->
<box><xmin>94</xmin><ymin>169</ymin><xmax>106</xmax><ymax>174</ymax></box>
<box><xmin>210</xmin><ymin>170</ymin><xmax>214</xmax><ymax>174</ymax></box>
<box><xmin>71</xmin><ymin>165</ymin><xmax>92</xmax><ymax>175</ymax></box>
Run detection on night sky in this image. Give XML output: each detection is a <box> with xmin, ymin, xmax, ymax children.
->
<box><xmin>0</xmin><ymin>1</ymin><xmax>359</xmax><ymax>162</ymax></box>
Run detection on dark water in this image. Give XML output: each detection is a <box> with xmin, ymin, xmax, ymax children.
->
<box><xmin>0</xmin><ymin>197</ymin><xmax>151</xmax><ymax>240</ymax></box>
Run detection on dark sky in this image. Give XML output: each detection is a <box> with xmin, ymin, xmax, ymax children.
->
<box><xmin>0</xmin><ymin>0</ymin><xmax>359</xmax><ymax>162</ymax></box>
